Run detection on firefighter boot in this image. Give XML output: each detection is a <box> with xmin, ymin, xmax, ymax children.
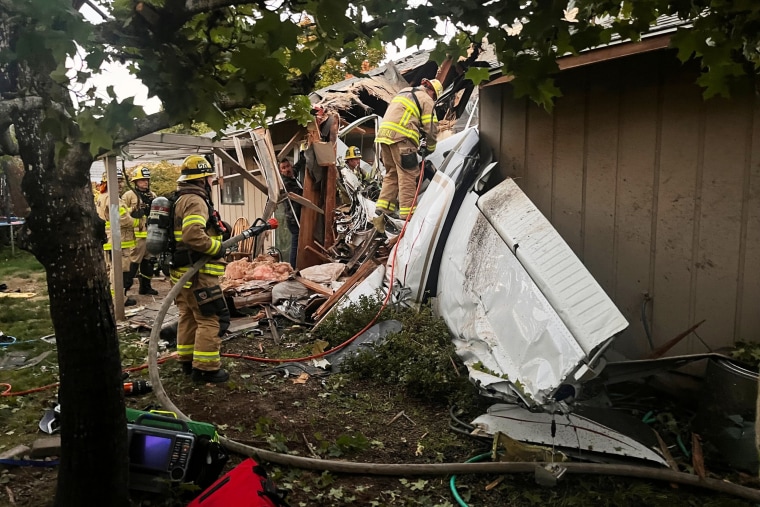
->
<box><xmin>138</xmin><ymin>258</ymin><xmax>159</xmax><ymax>295</ymax></box>
<box><xmin>191</xmin><ymin>368</ymin><xmax>230</xmax><ymax>383</ymax></box>
<box><xmin>122</xmin><ymin>270</ymin><xmax>137</xmax><ymax>306</ymax></box>
<box><xmin>139</xmin><ymin>277</ymin><xmax>158</xmax><ymax>296</ymax></box>
<box><xmin>124</xmin><ymin>289</ymin><xmax>136</xmax><ymax>307</ymax></box>
<box><xmin>124</xmin><ymin>263</ymin><xmax>138</xmax><ymax>292</ymax></box>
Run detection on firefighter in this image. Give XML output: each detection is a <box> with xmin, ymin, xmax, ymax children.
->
<box><xmin>123</xmin><ymin>166</ymin><xmax>159</xmax><ymax>295</ymax></box>
<box><xmin>172</xmin><ymin>155</ymin><xmax>230</xmax><ymax>383</ymax></box>
<box><xmin>95</xmin><ymin>168</ymin><xmax>138</xmax><ymax>306</ymax></box>
<box><xmin>345</xmin><ymin>146</ymin><xmax>362</xmax><ymax>173</ymax></box>
<box><xmin>344</xmin><ymin>145</ymin><xmax>373</xmax><ymax>183</ymax></box>
<box><xmin>374</xmin><ymin>78</ymin><xmax>441</xmax><ymax>221</ymax></box>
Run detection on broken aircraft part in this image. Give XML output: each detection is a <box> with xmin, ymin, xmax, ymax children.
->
<box><xmin>437</xmin><ymin>177</ymin><xmax>628</xmax><ymax>405</ymax></box>
<box><xmin>471</xmin><ymin>404</ymin><xmax>667</xmax><ymax>466</ymax></box>
<box><xmin>336</xmin><ymin>127</ymin><xmax>628</xmax><ymax>407</ymax></box>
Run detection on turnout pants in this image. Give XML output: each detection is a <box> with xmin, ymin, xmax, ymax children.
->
<box><xmin>376</xmin><ymin>139</ymin><xmax>420</xmax><ymax>219</ymax></box>
<box><xmin>175</xmin><ymin>272</ymin><xmax>229</xmax><ymax>372</ymax></box>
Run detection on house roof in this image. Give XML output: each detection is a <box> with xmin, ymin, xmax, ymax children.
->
<box><xmin>484</xmin><ymin>14</ymin><xmax>692</xmax><ymax>86</ymax></box>
<box><xmin>88</xmin><ymin>132</ymin><xmax>216</xmax><ymax>182</ymax></box>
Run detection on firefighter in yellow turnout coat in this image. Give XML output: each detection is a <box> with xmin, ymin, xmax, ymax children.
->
<box><xmin>95</xmin><ymin>168</ymin><xmax>139</xmax><ymax>306</ymax></box>
<box><xmin>172</xmin><ymin>155</ymin><xmax>230</xmax><ymax>383</ymax></box>
<box><xmin>123</xmin><ymin>166</ymin><xmax>159</xmax><ymax>295</ymax></box>
<box><xmin>375</xmin><ymin>78</ymin><xmax>441</xmax><ymax>219</ymax></box>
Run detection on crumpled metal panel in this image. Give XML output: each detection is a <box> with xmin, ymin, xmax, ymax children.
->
<box><xmin>389</xmin><ymin>128</ymin><xmax>481</xmax><ymax>303</ymax></box>
<box><xmin>388</xmin><ymin>171</ymin><xmax>456</xmax><ymax>303</ymax></box>
<box><xmin>438</xmin><ymin>191</ymin><xmax>585</xmax><ymax>404</ymax></box>
<box><xmin>471</xmin><ymin>404</ymin><xmax>667</xmax><ymax>466</ymax></box>
<box><xmin>437</xmin><ymin>179</ymin><xmax>627</xmax><ymax>404</ymax></box>
<box><xmin>479</xmin><ymin>179</ymin><xmax>628</xmax><ymax>355</ymax></box>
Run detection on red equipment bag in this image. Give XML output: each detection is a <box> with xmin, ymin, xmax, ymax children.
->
<box><xmin>188</xmin><ymin>458</ymin><xmax>289</xmax><ymax>507</ymax></box>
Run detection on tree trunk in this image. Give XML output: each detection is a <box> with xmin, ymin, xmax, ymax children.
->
<box><xmin>14</xmin><ymin>111</ymin><xmax>130</xmax><ymax>506</ymax></box>
<box><xmin>2</xmin><ymin>1</ymin><xmax>131</xmax><ymax>501</ymax></box>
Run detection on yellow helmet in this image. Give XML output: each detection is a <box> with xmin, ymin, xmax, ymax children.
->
<box><xmin>130</xmin><ymin>166</ymin><xmax>151</xmax><ymax>182</ymax></box>
<box><xmin>178</xmin><ymin>155</ymin><xmax>214</xmax><ymax>182</ymax></box>
<box><xmin>345</xmin><ymin>146</ymin><xmax>362</xmax><ymax>160</ymax></box>
<box><xmin>421</xmin><ymin>78</ymin><xmax>443</xmax><ymax>100</ymax></box>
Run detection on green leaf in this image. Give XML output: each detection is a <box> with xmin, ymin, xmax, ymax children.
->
<box><xmin>289</xmin><ymin>48</ymin><xmax>317</xmax><ymax>75</ymax></box>
<box><xmin>87</xmin><ymin>129</ymin><xmax>114</xmax><ymax>157</ymax></box>
<box><xmin>464</xmin><ymin>67</ymin><xmax>490</xmax><ymax>86</ymax></box>
<box><xmin>49</xmin><ymin>65</ymin><xmax>69</xmax><ymax>84</ymax></box>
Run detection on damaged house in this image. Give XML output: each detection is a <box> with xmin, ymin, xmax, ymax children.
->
<box><xmin>135</xmin><ymin>25</ymin><xmax>759</xmax><ymax>475</ymax></box>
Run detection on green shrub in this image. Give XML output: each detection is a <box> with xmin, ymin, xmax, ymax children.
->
<box><xmin>312</xmin><ymin>294</ymin><xmax>393</xmax><ymax>348</ymax></box>
<box><xmin>340</xmin><ymin>302</ymin><xmax>474</xmax><ymax>405</ymax></box>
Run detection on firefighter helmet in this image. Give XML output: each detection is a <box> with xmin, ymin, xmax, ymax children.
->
<box><xmin>100</xmin><ymin>168</ymin><xmax>124</xmax><ymax>183</ymax></box>
<box><xmin>130</xmin><ymin>166</ymin><xmax>151</xmax><ymax>182</ymax></box>
<box><xmin>345</xmin><ymin>146</ymin><xmax>362</xmax><ymax>160</ymax></box>
<box><xmin>177</xmin><ymin>155</ymin><xmax>215</xmax><ymax>182</ymax></box>
<box><xmin>421</xmin><ymin>78</ymin><xmax>443</xmax><ymax>100</ymax></box>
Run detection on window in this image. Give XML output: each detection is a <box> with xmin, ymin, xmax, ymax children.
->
<box><xmin>220</xmin><ymin>163</ymin><xmax>244</xmax><ymax>205</ymax></box>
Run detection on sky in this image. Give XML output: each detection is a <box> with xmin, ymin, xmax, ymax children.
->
<box><xmin>79</xmin><ymin>3</ymin><xmax>162</xmax><ymax>114</ymax></box>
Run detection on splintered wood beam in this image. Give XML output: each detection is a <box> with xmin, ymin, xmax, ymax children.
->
<box><xmin>296</xmin><ymin>162</ymin><xmax>322</xmax><ymax>269</ymax></box>
<box><xmin>232</xmin><ymin>135</ymin><xmax>247</xmax><ymax>170</ymax></box>
<box><xmin>294</xmin><ymin>275</ymin><xmax>334</xmax><ymax>297</ymax></box>
<box><xmin>435</xmin><ymin>55</ymin><xmax>455</xmax><ymax>86</ymax></box>
<box><xmin>213</xmin><ymin>147</ymin><xmax>268</xmax><ymax>194</ymax></box>
<box><xmin>277</xmin><ymin>127</ymin><xmax>306</xmax><ymax>161</ymax></box>
<box><xmin>289</xmin><ymin>192</ymin><xmax>322</xmax><ymax>214</ymax></box>
<box><xmin>264</xmin><ymin>305</ymin><xmax>280</xmax><ymax>345</ymax></box>
<box><xmin>324</xmin><ymin>163</ymin><xmax>337</xmax><ymax>249</ymax></box>
<box><xmin>313</xmin><ymin>259</ymin><xmax>378</xmax><ymax>320</ymax></box>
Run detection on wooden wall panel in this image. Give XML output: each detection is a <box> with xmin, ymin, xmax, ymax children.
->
<box><xmin>481</xmin><ymin>51</ymin><xmax>760</xmax><ymax>354</ymax></box>
<box><xmin>611</xmin><ymin>74</ymin><xmax>659</xmax><ymax>358</ymax></box>
<box><xmin>479</xmin><ymin>84</ymin><xmax>503</xmax><ymax>170</ymax></box>
<box><xmin>738</xmin><ymin>97</ymin><xmax>760</xmax><ymax>341</ymax></box>
<box><xmin>693</xmin><ymin>97</ymin><xmax>750</xmax><ymax>351</ymax></box>
<box><xmin>498</xmin><ymin>91</ymin><xmax>527</xmax><ymax>180</ymax></box>
<box><xmin>582</xmin><ymin>71</ymin><xmax>620</xmax><ymax>295</ymax></box>
<box><xmin>551</xmin><ymin>84</ymin><xmax>586</xmax><ymax>255</ymax></box>
<box><xmin>650</xmin><ymin>72</ymin><xmax>702</xmax><ymax>356</ymax></box>
<box><xmin>523</xmin><ymin>106</ymin><xmax>554</xmax><ymax>214</ymax></box>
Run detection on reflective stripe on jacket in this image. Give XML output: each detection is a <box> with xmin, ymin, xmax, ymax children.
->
<box><xmin>375</xmin><ymin>87</ymin><xmax>438</xmax><ymax>151</ymax></box>
<box><xmin>96</xmin><ymin>192</ymin><xmax>137</xmax><ymax>251</ymax></box>
<box><xmin>170</xmin><ymin>186</ymin><xmax>225</xmax><ymax>288</ymax></box>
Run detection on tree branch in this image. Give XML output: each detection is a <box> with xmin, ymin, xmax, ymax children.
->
<box><xmin>183</xmin><ymin>0</ymin><xmax>267</xmax><ymax>16</ymax></box>
<box><xmin>114</xmin><ymin>94</ymin><xmax>259</xmax><ymax>146</ymax></box>
<box><xmin>115</xmin><ymin>110</ymin><xmax>171</xmax><ymax>145</ymax></box>
<box><xmin>0</xmin><ymin>126</ymin><xmax>18</xmax><ymax>156</ymax></box>
<box><xmin>0</xmin><ymin>97</ymin><xmax>45</xmax><ymax>130</ymax></box>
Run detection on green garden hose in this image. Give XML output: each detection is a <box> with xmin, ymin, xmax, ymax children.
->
<box><xmin>450</xmin><ymin>453</ymin><xmax>492</xmax><ymax>507</ymax></box>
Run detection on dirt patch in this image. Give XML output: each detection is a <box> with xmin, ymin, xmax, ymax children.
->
<box><xmin>1</xmin><ymin>273</ymin><xmax>47</xmax><ymax>301</ymax></box>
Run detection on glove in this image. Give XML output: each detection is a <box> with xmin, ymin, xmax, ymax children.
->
<box><xmin>418</xmin><ymin>140</ymin><xmax>430</xmax><ymax>159</ymax></box>
<box><xmin>130</xmin><ymin>207</ymin><xmax>147</xmax><ymax>219</ymax></box>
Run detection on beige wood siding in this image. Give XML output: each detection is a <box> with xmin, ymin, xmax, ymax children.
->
<box><xmin>481</xmin><ymin>51</ymin><xmax>760</xmax><ymax>358</ymax></box>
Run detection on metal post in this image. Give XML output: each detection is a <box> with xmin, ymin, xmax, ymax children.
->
<box><xmin>3</xmin><ymin>173</ymin><xmax>13</xmax><ymax>256</ymax></box>
<box><xmin>105</xmin><ymin>156</ymin><xmax>125</xmax><ymax>321</ymax></box>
